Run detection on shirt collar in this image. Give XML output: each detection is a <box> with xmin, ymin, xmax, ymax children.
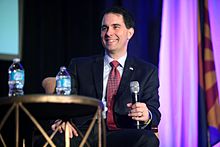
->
<box><xmin>104</xmin><ymin>52</ymin><xmax>127</xmax><ymax>68</ymax></box>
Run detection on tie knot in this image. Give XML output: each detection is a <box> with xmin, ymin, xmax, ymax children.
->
<box><xmin>110</xmin><ymin>60</ymin><xmax>120</xmax><ymax>68</ymax></box>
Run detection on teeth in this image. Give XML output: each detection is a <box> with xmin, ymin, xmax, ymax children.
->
<box><xmin>107</xmin><ymin>39</ymin><xmax>115</xmax><ymax>43</ymax></box>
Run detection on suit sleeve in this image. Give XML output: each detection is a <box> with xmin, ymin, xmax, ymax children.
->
<box><xmin>67</xmin><ymin>58</ymin><xmax>78</xmax><ymax>94</ymax></box>
<box><xmin>140</xmin><ymin>67</ymin><xmax>161</xmax><ymax>129</ymax></box>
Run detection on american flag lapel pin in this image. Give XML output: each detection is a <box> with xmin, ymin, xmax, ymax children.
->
<box><xmin>129</xmin><ymin>67</ymin><xmax>134</xmax><ymax>71</ymax></box>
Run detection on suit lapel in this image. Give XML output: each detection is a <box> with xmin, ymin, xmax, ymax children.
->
<box><xmin>116</xmin><ymin>57</ymin><xmax>135</xmax><ymax>99</ymax></box>
<box><xmin>92</xmin><ymin>56</ymin><xmax>104</xmax><ymax>100</ymax></box>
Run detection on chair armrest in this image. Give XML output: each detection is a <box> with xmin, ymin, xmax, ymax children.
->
<box><xmin>42</xmin><ymin>77</ymin><xmax>56</xmax><ymax>94</ymax></box>
<box><xmin>151</xmin><ymin>127</ymin><xmax>159</xmax><ymax>139</ymax></box>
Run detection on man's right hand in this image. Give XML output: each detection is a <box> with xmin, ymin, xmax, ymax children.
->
<box><xmin>51</xmin><ymin>119</ymin><xmax>78</xmax><ymax>138</ymax></box>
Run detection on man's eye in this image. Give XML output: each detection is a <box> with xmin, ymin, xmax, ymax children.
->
<box><xmin>101</xmin><ymin>27</ymin><xmax>107</xmax><ymax>31</ymax></box>
<box><xmin>114</xmin><ymin>25</ymin><xmax>120</xmax><ymax>29</ymax></box>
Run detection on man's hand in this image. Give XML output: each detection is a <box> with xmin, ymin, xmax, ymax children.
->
<box><xmin>51</xmin><ymin>119</ymin><xmax>78</xmax><ymax>138</ymax></box>
<box><xmin>127</xmin><ymin>102</ymin><xmax>150</xmax><ymax>122</ymax></box>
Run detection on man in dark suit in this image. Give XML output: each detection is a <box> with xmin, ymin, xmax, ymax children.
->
<box><xmin>51</xmin><ymin>6</ymin><xmax>160</xmax><ymax>147</ymax></box>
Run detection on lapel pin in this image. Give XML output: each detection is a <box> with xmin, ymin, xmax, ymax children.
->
<box><xmin>129</xmin><ymin>67</ymin><xmax>134</xmax><ymax>71</ymax></box>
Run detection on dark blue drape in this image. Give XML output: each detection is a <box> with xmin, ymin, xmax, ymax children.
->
<box><xmin>105</xmin><ymin>0</ymin><xmax>162</xmax><ymax>66</ymax></box>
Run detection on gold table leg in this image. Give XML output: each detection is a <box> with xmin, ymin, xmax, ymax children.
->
<box><xmin>0</xmin><ymin>134</ymin><xmax>6</xmax><ymax>147</ymax></box>
<box><xmin>0</xmin><ymin>104</ymin><xmax>16</xmax><ymax>146</ymax></box>
<box><xmin>19</xmin><ymin>103</ymin><xmax>56</xmax><ymax>147</ymax></box>
<box><xmin>16</xmin><ymin>104</ymin><xmax>19</xmax><ymax>147</ymax></box>
<box><xmin>65</xmin><ymin>122</ymin><xmax>70</xmax><ymax>147</ymax></box>
<box><xmin>102</xmin><ymin>115</ymin><xmax>106</xmax><ymax>147</ymax></box>
<box><xmin>98</xmin><ymin>107</ymin><xmax>101</xmax><ymax>147</ymax></box>
<box><xmin>79</xmin><ymin>110</ymin><xmax>98</xmax><ymax>147</ymax></box>
<box><xmin>0</xmin><ymin>104</ymin><xmax>16</xmax><ymax>131</ymax></box>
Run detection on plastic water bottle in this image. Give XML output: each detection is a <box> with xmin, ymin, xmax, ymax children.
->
<box><xmin>56</xmin><ymin>66</ymin><xmax>71</xmax><ymax>95</ymax></box>
<box><xmin>8</xmin><ymin>58</ymin><xmax>25</xmax><ymax>97</ymax></box>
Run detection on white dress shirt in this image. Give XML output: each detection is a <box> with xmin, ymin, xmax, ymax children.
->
<box><xmin>102</xmin><ymin>53</ymin><xmax>127</xmax><ymax>118</ymax></box>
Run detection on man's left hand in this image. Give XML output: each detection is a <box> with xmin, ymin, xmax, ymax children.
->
<box><xmin>127</xmin><ymin>102</ymin><xmax>149</xmax><ymax>122</ymax></box>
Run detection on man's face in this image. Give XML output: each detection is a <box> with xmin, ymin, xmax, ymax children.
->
<box><xmin>101</xmin><ymin>13</ymin><xmax>134</xmax><ymax>56</ymax></box>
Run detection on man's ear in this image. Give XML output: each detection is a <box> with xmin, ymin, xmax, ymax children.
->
<box><xmin>128</xmin><ymin>28</ymin><xmax>134</xmax><ymax>40</ymax></box>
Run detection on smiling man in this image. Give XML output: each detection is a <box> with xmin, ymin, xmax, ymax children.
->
<box><xmin>36</xmin><ymin>6</ymin><xmax>161</xmax><ymax>147</ymax></box>
<box><xmin>101</xmin><ymin>12</ymin><xmax>134</xmax><ymax>59</ymax></box>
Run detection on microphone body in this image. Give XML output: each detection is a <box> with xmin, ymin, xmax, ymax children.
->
<box><xmin>130</xmin><ymin>81</ymin><xmax>140</xmax><ymax>129</ymax></box>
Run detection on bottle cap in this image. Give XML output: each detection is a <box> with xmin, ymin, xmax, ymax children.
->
<box><xmin>60</xmin><ymin>66</ymin><xmax>66</xmax><ymax>70</ymax></box>
<box><xmin>13</xmin><ymin>58</ymin><xmax>20</xmax><ymax>63</ymax></box>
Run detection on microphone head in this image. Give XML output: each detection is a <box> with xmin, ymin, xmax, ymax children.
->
<box><xmin>130</xmin><ymin>81</ymin><xmax>140</xmax><ymax>94</ymax></box>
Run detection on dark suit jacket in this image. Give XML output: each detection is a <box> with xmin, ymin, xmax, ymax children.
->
<box><xmin>67</xmin><ymin>55</ymin><xmax>161</xmax><ymax>130</ymax></box>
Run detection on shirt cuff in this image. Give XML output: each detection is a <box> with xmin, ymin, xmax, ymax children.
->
<box><xmin>141</xmin><ymin>109</ymin><xmax>152</xmax><ymax>129</ymax></box>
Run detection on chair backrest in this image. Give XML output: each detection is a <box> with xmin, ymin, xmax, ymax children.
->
<box><xmin>42</xmin><ymin>77</ymin><xmax>56</xmax><ymax>94</ymax></box>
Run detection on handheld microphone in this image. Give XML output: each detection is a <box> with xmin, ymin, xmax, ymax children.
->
<box><xmin>130</xmin><ymin>81</ymin><xmax>140</xmax><ymax>129</ymax></box>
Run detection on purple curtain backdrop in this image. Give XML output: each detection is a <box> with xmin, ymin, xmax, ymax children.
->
<box><xmin>209</xmin><ymin>0</ymin><xmax>220</xmax><ymax>146</ymax></box>
<box><xmin>159</xmin><ymin>0</ymin><xmax>220</xmax><ymax>146</ymax></box>
<box><xmin>209</xmin><ymin>1</ymin><xmax>220</xmax><ymax>95</ymax></box>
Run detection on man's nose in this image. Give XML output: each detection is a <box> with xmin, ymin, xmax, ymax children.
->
<box><xmin>106</xmin><ymin>28</ymin><xmax>113</xmax><ymax>36</ymax></box>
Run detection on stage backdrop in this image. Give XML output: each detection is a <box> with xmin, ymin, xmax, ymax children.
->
<box><xmin>159</xmin><ymin>0</ymin><xmax>220</xmax><ymax>146</ymax></box>
<box><xmin>1</xmin><ymin>0</ymin><xmax>219</xmax><ymax>146</ymax></box>
<box><xmin>0</xmin><ymin>0</ymin><xmax>162</xmax><ymax>96</ymax></box>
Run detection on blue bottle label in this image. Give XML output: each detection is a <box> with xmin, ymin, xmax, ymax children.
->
<box><xmin>9</xmin><ymin>70</ymin><xmax>24</xmax><ymax>81</ymax></box>
<box><xmin>56</xmin><ymin>78</ymin><xmax>71</xmax><ymax>88</ymax></box>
